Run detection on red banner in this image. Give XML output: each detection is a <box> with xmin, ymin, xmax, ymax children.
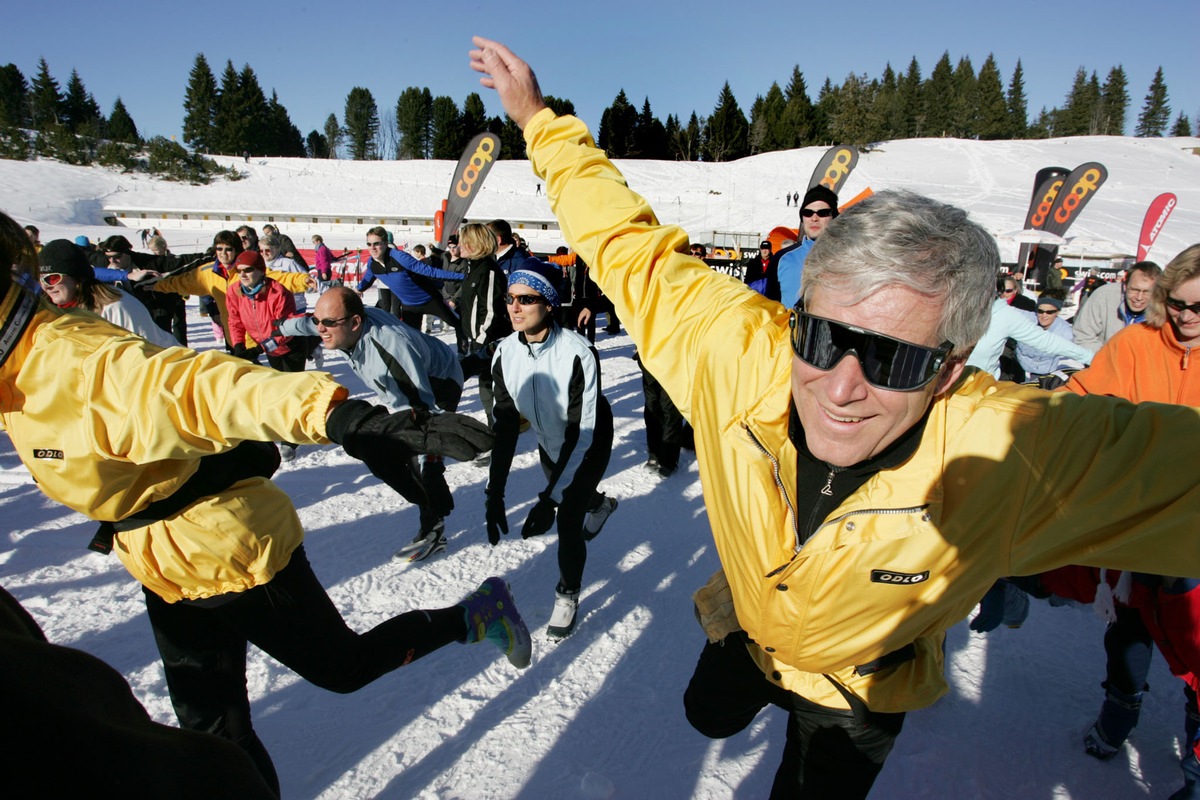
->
<box><xmin>1137</xmin><ymin>193</ymin><xmax>1177</xmax><ymax>261</ymax></box>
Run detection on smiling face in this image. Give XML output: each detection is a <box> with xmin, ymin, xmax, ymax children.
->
<box><xmin>791</xmin><ymin>284</ymin><xmax>963</xmax><ymax>467</ymax></box>
<box><xmin>313</xmin><ymin>291</ymin><xmax>362</xmax><ymax>350</ymax></box>
<box><xmin>1124</xmin><ymin>269</ymin><xmax>1156</xmax><ymax>314</ymax></box>
<box><xmin>42</xmin><ymin>274</ymin><xmax>81</xmax><ymax>306</ymax></box>
<box><xmin>1166</xmin><ymin>276</ymin><xmax>1200</xmax><ymax>347</ymax></box>
<box><xmin>214</xmin><ymin>243</ymin><xmax>238</xmax><ymax>267</ymax></box>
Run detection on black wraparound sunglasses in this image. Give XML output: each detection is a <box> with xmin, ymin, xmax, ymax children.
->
<box><xmin>789</xmin><ymin>309</ymin><xmax>952</xmax><ymax>392</ymax></box>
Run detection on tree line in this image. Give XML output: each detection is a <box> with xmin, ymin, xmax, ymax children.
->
<box><xmin>0</xmin><ymin>52</ymin><xmax>1191</xmax><ymax>167</ymax></box>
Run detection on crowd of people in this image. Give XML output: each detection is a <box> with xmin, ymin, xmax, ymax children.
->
<box><xmin>4</xmin><ymin>38</ymin><xmax>1200</xmax><ymax>798</ymax></box>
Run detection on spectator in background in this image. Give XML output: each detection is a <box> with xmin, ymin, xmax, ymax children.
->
<box><xmin>97</xmin><ymin>234</ymin><xmax>188</xmax><ymax>345</ymax></box>
<box><xmin>452</xmin><ymin>222</ymin><xmax>511</xmax><ymax>427</ymax></box>
<box><xmin>1015</xmin><ymin>294</ymin><xmax>1078</xmax><ymax>380</ymax></box>
<box><xmin>37</xmin><ymin>240</ymin><xmax>178</xmax><ymax>349</ymax></box>
<box><xmin>1001</xmin><ymin>273</ymin><xmax>1037</xmax><ymax>312</ymax></box>
<box><xmin>743</xmin><ymin>239</ymin><xmax>774</xmax><ymax>296</ymax></box>
<box><xmin>1073</xmin><ymin>261</ymin><xmax>1162</xmax><ymax>353</ymax></box>
<box><xmin>689</xmin><ymin>243</ymin><xmax>706</xmax><ymax>260</ymax></box>
<box><xmin>358</xmin><ymin>227</ymin><xmax>464</xmax><ymax>335</ymax></box>
<box><xmin>262</xmin><ymin>223</ymin><xmax>308</xmax><ymax>268</ymax></box>
<box><xmin>236</xmin><ymin>225</ymin><xmax>259</xmax><ymax>253</ymax></box>
<box><xmin>148</xmin><ymin>234</ymin><xmax>170</xmax><ymax>257</ymax></box>
<box><xmin>766</xmin><ymin>185</ymin><xmax>838</xmax><ymax>305</ymax></box>
<box><xmin>23</xmin><ymin>225</ymin><xmax>40</xmax><ymax>251</ymax></box>
<box><xmin>966</xmin><ymin>277</ymin><xmax>1093</xmax><ymax>379</ymax></box>
<box><xmin>310</xmin><ymin>234</ymin><xmax>336</xmax><ymax>295</ymax></box>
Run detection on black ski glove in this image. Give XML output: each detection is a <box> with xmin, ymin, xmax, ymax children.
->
<box><xmin>485</xmin><ymin>490</ymin><xmax>508</xmax><ymax>546</ymax></box>
<box><xmin>521</xmin><ymin>493</ymin><xmax>558</xmax><ymax>539</ymax></box>
<box><xmin>326</xmin><ymin>400</ymin><xmax>494</xmax><ymax>462</ymax></box>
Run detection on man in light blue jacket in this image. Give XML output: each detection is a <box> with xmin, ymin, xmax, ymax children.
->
<box><xmin>281</xmin><ymin>286</ymin><xmax>463</xmax><ymax>559</ymax></box>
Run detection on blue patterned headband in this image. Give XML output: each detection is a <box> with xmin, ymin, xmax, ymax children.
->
<box><xmin>509</xmin><ymin>269</ymin><xmax>559</xmax><ymax>307</ymax></box>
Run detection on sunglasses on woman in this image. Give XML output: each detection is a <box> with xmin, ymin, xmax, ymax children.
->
<box><xmin>789</xmin><ymin>309</ymin><xmax>952</xmax><ymax>392</ymax></box>
<box><xmin>1165</xmin><ymin>296</ymin><xmax>1200</xmax><ymax>315</ymax></box>
<box><xmin>504</xmin><ymin>293</ymin><xmax>544</xmax><ymax>306</ymax></box>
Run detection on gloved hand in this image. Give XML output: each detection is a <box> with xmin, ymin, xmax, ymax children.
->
<box><xmin>326</xmin><ymin>399</ymin><xmax>494</xmax><ymax>462</ymax></box>
<box><xmin>522</xmin><ymin>493</ymin><xmax>558</xmax><ymax>539</ymax></box>
<box><xmin>485</xmin><ymin>490</ymin><xmax>508</xmax><ymax>545</ymax></box>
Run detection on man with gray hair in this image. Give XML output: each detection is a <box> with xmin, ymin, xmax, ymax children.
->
<box><xmin>471</xmin><ymin>37</ymin><xmax>1200</xmax><ymax>797</ymax></box>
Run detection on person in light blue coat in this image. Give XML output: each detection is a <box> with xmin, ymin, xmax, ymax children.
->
<box><xmin>966</xmin><ymin>293</ymin><xmax>1093</xmax><ymax>379</ymax></box>
<box><xmin>281</xmin><ymin>286</ymin><xmax>463</xmax><ymax>558</ymax></box>
<box><xmin>1015</xmin><ymin>295</ymin><xmax>1079</xmax><ymax>378</ymax></box>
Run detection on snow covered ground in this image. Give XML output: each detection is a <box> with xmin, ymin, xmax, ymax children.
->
<box><xmin>3</xmin><ymin>133</ymin><xmax>1200</xmax><ymax>798</ymax></box>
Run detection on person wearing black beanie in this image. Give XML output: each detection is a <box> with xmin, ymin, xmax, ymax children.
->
<box><xmin>762</xmin><ymin>184</ymin><xmax>840</xmax><ymax>305</ymax></box>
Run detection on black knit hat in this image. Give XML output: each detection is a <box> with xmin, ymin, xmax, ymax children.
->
<box><xmin>38</xmin><ymin>240</ymin><xmax>94</xmax><ymax>284</ymax></box>
<box><xmin>800</xmin><ymin>185</ymin><xmax>840</xmax><ymax>217</ymax></box>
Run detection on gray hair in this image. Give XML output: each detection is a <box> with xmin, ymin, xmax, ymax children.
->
<box><xmin>260</xmin><ymin>234</ymin><xmax>282</xmax><ymax>252</ymax></box>
<box><xmin>800</xmin><ymin>189</ymin><xmax>998</xmax><ymax>357</ymax></box>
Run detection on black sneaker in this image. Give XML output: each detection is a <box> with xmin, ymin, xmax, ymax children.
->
<box><xmin>583</xmin><ymin>495</ymin><xmax>617</xmax><ymax>541</ymax></box>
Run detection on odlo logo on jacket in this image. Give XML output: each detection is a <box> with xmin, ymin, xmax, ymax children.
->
<box><xmin>870</xmin><ymin>569</ymin><xmax>929</xmax><ymax>585</ymax></box>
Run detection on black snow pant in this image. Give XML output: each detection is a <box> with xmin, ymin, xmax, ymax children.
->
<box><xmin>640</xmin><ymin>361</ymin><xmax>683</xmax><ymax>470</ymax></box>
<box><xmin>400</xmin><ymin>296</ymin><xmax>461</xmax><ymax>337</ymax></box>
<box><xmin>684</xmin><ymin>632</ymin><xmax>905</xmax><ymax>800</ymax></box>
<box><xmin>538</xmin><ymin>398</ymin><xmax>614</xmax><ymax>593</ymax></box>
<box><xmin>143</xmin><ymin>545</ymin><xmax>466</xmax><ymax>795</ymax></box>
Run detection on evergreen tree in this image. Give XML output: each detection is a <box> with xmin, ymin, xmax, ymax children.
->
<box><xmin>1026</xmin><ymin>106</ymin><xmax>1054</xmax><ymax>139</ymax></box>
<box><xmin>922</xmin><ymin>52</ymin><xmax>955</xmax><ymax>137</ymax></box>
<box><xmin>975</xmin><ymin>55</ymin><xmax>1008</xmax><ymax>140</ymax></box>
<box><xmin>828</xmin><ymin>73</ymin><xmax>874</xmax><ymax>147</ymax></box>
<box><xmin>395</xmin><ymin>86</ymin><xmax>432</xmax><ymax>159</ymax></box>
<box><xmin>750</xmin><ymin>82</ymin><xmax>788</xmax><ymax>153</ymax></box>
<box><xmin>29</xmin><ymin>58</ymin><xmax>63</xmax><ymax>131</ymax></box>
<box><xmin>781</xmin><ymin>66</ymin><xmax>813</xmax><ymax>147</ymax></box>
<box><xmin>343</xmin><ymin>86</ymin><xmax>379</xmax><ymax>159</ymax></box>
<box><xmin>228</xmin><ymin>64</ymin><xmax>268</xmax><ymax>155</ymax></box>
<box><xmin>305</xmin><ymin>130</ymin><xmax>329</xmax><ymax>158</ymax></box>
<box><xmin>544</xmin><ymin>95</ymin><xmax>576</xmax><ymax>117</ymax></box>
<box><xmin>705</xmin><ymin>82</ymin><xmax>749</xmax><ymax>162</ymax></box>
<box><xmin>811</xmin><ymin>78</ymin><xmax>835</xmax><ymax>144</ymax></box>
<box><xmin>323</xmin><ymin>113</ymin><xmax>341</xmax><ymax>158</ymax></box>
<box><xmin>664</xmin><ymin>114</ymin><xmax>681</xmax><ymax>158</ymax></box>
<box><xmin>1100</xmin><ymin>66</ymin><xmax>1129</xmax><ymax>135</ymax></box>
<box><xmin>635</xmin><ymin>97</ymin><xmax>668</xmax><ymax>159</ymax></box>
<box><xmin>0</xmin><ymin>64</ymin><xmax>30</xmax><ymax>128</ymax></box>
<box><xmin>950</xmin><ymin>56</ymin><xmax>977</xmax><ymax>137</ymax></box>
<box><xmin>498</xmin><ymin>115</ymin><xmax>525</xmax><ymax>160</ymax></box>
<box><xmin>1058</xmin><ymin>67</ymin><xmax>1098</xmax><ymax>136</ymax></box>
<box><xmin>1135</xmin><ymin>67</ymin><xmax>1170</xmax><ymax>136</ymax></box>
<box><xmin>873</xmin><ymin>64</ymin><xmax>903</xmax><ymax>142</ymax></box>
<box><xmin>1006</xmin><ymin>60</ymin><xmax>1028</xmax><ymax>138</ymax></box>
<box><xmin>62</xmin><ymin>69</ymin><xmax>101</xmax><ymax>134</ymax></box>
<box><xmin>684</xmin><ymin>112</ymin><xmax>704</xmax><ymax>160</ymax></box>
<box><xmin>461</xmin><ymin>92</ymin><xmax>487</xmax><ymax>137</ymax></box>
<box><xmin>598</xmin><ymin>89</ymin><xmax>637</xmax><ymax>157</ymax></box>
<box><xmin>210</xmin><ymin>60</ymin><xmax>241</xmax><ymax>153</ymax></box>
<box><xmin>429</xmin><ymin>95</ymin><xmax>462</xmax><ymax>159</ymax></box>
<box><xmin>106</xmin><ymin>97</ymin><xmax>139</xmax><ymax>143</ymax></box>
<box><xmin>1171</xmin><ymin>112</ymin><xmax>1192</xmax><ymax>137</ymax></box>
<box><xmin>899</xmin><ymin>57</ymin><xmax>923</xmax><ymax>138</ymax></box>
<box><xmin>263</xmin><ymin>90</ymin><xmax>303</xmax><ymax>156</ymax></box>
<box><xmin>182</xmin><ymin>53</ymin><xmax>219</xmax><ymax>153</ymax></box>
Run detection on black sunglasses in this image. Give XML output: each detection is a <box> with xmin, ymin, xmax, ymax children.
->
<box><xmin>315</xmin><ymin>315</ymin><xmax>350</xmax><ymax>328</ymax></box>
<box><xmin>800</xmin><ymin>207</ymin><xmax>833</xmax><ymax>218</ymax></box>
<box><xmin>1165</xmin><ymin>296</ymin><xmax>1200</xmax><ymax>315</ymax></box>
<box><xmin>504</xmin><ymin>293</ymin><xmax>544</xmax><ymax>306</ymax></box>
<box><xmin>789</xmin><ymin>310</ymin><xmax>952</xmax><ymax>392</ymax></box>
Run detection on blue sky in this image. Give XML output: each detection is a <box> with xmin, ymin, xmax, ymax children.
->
<box><xmin>9</xmin><ymin>0</ymin><xmax>1199</xmax><ymax>145</ymax></box>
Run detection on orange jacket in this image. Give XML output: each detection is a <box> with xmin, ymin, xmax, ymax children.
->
<box><xmin>1065</xmin><ymin>321</ymin><xmax>1199</xmax><ymax>404</ymax></box>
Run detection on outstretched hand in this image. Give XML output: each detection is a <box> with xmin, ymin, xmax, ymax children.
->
<box><xmin>469</xmin><ymin>36</ymin><xmax>548</xmax><ymax>130</ymax></box>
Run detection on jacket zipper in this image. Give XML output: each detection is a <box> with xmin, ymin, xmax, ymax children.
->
<box><xmin>745</xmin><ymin>427</ymin><xmax>801</xmax><ymax>563</ymax></box>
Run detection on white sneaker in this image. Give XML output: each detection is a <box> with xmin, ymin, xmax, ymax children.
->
<box><xmin>583</xmin><ymin>495</ymin><xmax>617</xmax><ymax>541</ymax></box>
<box><xmin>547</xmin><ymin>586</ymin><xmax>579</xmax><ymax>640</ymax></box>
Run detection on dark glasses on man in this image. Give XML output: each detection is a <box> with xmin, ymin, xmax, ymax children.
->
<box><xmin>800</xmin><ymin>207</ymin><xmax>833</xmax><ymax>218</ymax></box>
<box><xmin>315</xmin><ymin>316</ymin><xmax>349</xmax><ymax>328</ymax></box>
<box><xmin>504</xmin><ymin>293</ymin><xmax>544</xmax><ymax>306</ymax></box>
<box><xmin>789</xmin><ymin>310</ymin><xmax>952</xmax><ymax>391</ymax></box>
<box><xmin>39</xmin><ymin>272</ymin><xmax>66</xmax><ymax>287</ymax></box>
<box><xmin>1036</xmin><ymin>308</ymin><xmax>1059</xmax><ymax>316</ymax></box>
<box><xmin>1165</xmin><ymin>296</ymin><xmax>1200</xmax><ymax>315</ymax></box>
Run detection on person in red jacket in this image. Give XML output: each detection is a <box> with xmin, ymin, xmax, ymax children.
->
<box><xmin>226</xmin><ymin>250</ymin><xmax>303</xmax><ymax>459</ymax></box>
